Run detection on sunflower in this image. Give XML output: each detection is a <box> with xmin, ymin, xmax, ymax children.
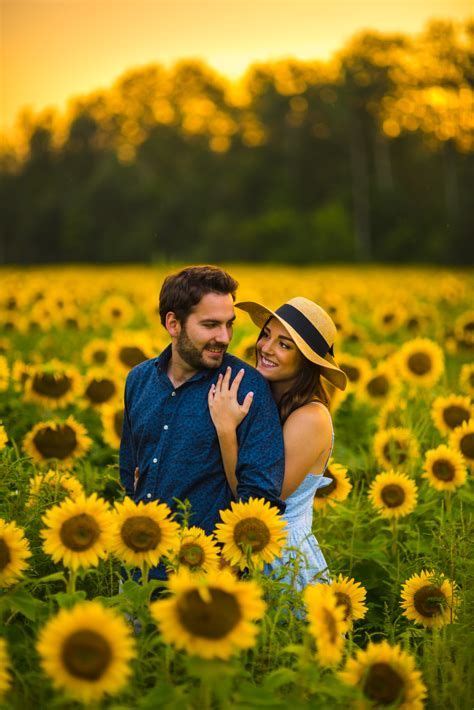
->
<box><xmin>337</xmin><ymin>353</ymin><xmax>371</xmax><ymax>391</ymax></box>
<box><xmin>82</xmin><ymin>339</ymin><xmax>111</xmax><ymax>367</ymax></box>
<box><xmin>41</xmin><ymin>493</ymin><xmax>113</xmax><ymax>571</ymax></box>
<box><xmin>110</xmin><ymin>331</ymin><xmax>154</xmax><ymax>373</ymax></box>
<box><xmin>373</xmin><ymin>427</ymin><xmax>419</xmax><ymax>470</ymax></box>
<box><xmin>325</xmin><ymin>380</ymin><xmax>350</xmax><ymax>414</ymax></box>
<box><xmin>401</xmin><ymin>570</ymin><xmax>457</xmax><ymax>628</ymax></box>
<box><xmin>363</xmin><ymin>341</ymin><xmax>399</xmax><ymax>363</ymax></box>
<box><xmin>0</xmin><ymin>637</ymin><xmax>10</xmax><ymax>697</ymax></box>
<box><xmin>373</xmin><ymin>303</ymin><xmax>407</xmax><ymax>334</ymax></box>
<box><xmin>0</xmin><ymin>518</ymin><xmax>31</xmax><ymax>587</ymax></box>
<box><xmin>11</xmin><ymin>360</ymin><xmax>31</xmax><ymax>392</ymax></box>
<box><xmin>431</xmin><ymin>394</ymin><xmax>473</xmax><ymax>436</ymax></box>
<box><xmin>369</xmin><ymin>470</ymin><xmax>418</xmax><ymax>520</ymax></box>
<box><xmin>150</xmin><ymin>568</ymin><xmax>265</xmax><ymax>659</ymax></box>
<box><xmin>24</xmin><ymin>360</ymin><xmax>82</xmax><ymax>409</ymax></box>
<box><xmin>449</xmin><ymin>418</ymin><xmax>474</xmax><ymax>467</ymax></box>
<box><xmin>97</xmin><ymin>295</ymin><xmax>135</xmax><ymax>328</ymax></box>
<box><xmin>27</xmin><ymin>469</ymin><xmax>84</xmax><ymax>506</ymax></box>
<box><xmin>0</xmin><ymin>337</ymin><xmax>10</xmax><ymax>356</ymax></box>
<box><xmin>233</xmin><ymin>334</ymin><xmax>257</xmax><ymax>364</ymax></box>
<box><xmin>454</xmin><ymin>309</ymin><xmax>474</xmax><ymax>348</ymax></box>
<box><xmin>214</xmin><ymin>497</ymin><xmax>287</xmax><ymax>571</ymax></box>
<box><xmin>304</xmin><ymin>583</ymin><xmax>348</xmax><ymax>666</ymax></box>
<box><xmin>174</xmin><ymin>526</ymin><xmax>221</xmax><ymax>573</ymax></box>
<box><xmin>358</xmin><ymin>363</ymin><xmax>398</xmax><ymax>405</ymax></box>
<box><xmin>23</xmin><ymin>416</ymin><xmax>92</xmax><ymax>467</ymax></box>
<box><xmin>459</xmin><ymin>363</ymin><xmax>474</xmax><ymax>396</ymax></box>
<box><xmin>329</xmin><ymin>574</ymin><xmax>368</xmax><ymax>628</ymax></box>
<box><xmin>0</xmin><ymin>356</ymin><xmax>9</xmax><ymax>391</ymax></box>
<box><xmin>422</xmin><ymin>444</ymin><xmax>467</xmax><ymax>492</ymax></box>
<box><xmin>82</xmin><ymin>368</ymin><xmax>121</xmax><ymax>408</ymax></box>
<box><xmin>377</xmin><ymin>398</ymin><xmax>408</xmax><ymax>430</ymax></box>
<box><xmin>395</xmin><ymin>338</ymin><xmax>444</xmax><ymax>388</ymax></box>
<box><xmin>111</xmin><ymin>497</ymin><xmax>180</xmax><ymax>568</ymax></box>
<box><xmin>101</xmin><ymin>404</ymin><xmax>124</xmax><ymax>449</ymax></box>
<box><xmin>37</xmin><ymin>601</ymin><xmax>136</xmax><ymax>703</ymax></box>
<box><xmin>0</xmin><ymin>424</ymin><xmax>8</xmax><ymax>450</ymax></box>
<box><xmin>313</xmin><ymin>459</ymin><xmax>353</xmax><ymax>511</ymax></box>
<box><xmin>339</xmin><ymin>640</ymin><xmax>427</xmax><ymax>709</ymax></box>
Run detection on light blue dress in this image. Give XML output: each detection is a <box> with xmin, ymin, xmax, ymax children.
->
<box><xmin>265</xmin><ymin>418</ymin><xmax>334</xmax><ymax>591</ymax></box>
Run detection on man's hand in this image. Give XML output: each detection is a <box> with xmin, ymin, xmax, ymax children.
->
<box><xmin>208</xmin><ymin>367</ymin><xmax>254</xmax><ymax>433</ymax></box>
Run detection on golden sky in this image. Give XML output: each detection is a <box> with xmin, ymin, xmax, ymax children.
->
<box><xmin>1</xmin><ymin>0</ymin><xmax>472</xmax><ymax>134</ymax></box>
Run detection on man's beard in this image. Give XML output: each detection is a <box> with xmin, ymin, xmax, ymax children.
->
<box><xmin>176</xmin><ymin>326</ymin><xmax>226</xmax><ymax>370</ymax></box>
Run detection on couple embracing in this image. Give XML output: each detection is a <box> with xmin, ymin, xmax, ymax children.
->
<box><xmin>119</xmin><ymin>265</ymin><xmax>347</xmax><ymax>589</ymax></box>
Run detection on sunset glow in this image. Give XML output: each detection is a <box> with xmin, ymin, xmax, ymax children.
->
<box><xmin>2</xmin><ymin>0</ymin><xmax>472</xmax><ymax>135</ymax></box>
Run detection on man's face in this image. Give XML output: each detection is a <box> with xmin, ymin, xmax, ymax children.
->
<box><xmin>175</xmin><ymin>292</ymin><xmax>235</xmax><ymax>370</ymax></box>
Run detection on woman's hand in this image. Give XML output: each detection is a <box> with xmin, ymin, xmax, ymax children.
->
<box><xmin>208</xmin><ymin>366</ymin><xmax>254</xmax><ymax>433</ymax></box>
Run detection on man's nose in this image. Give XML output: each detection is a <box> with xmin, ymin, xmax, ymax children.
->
<box><xmin>216</xmin><ymin>325</ymin><xmax>231</xmax><ymax>344</ymax></box>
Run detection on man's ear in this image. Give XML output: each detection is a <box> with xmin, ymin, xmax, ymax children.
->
<box><xmin>165</xmin><ymin>312</ymin><xmax>181</xmax><ymax>337</ymax></box>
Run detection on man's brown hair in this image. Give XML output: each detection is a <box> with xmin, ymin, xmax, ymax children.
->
<box><xmin>158</xmin><ymin>265</ymin><xmax>239</xmax><ymax>326</ymax></box>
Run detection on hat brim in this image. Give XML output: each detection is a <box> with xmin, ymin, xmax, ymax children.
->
<box><xmin>236</xmin><ymin>301</ymin><xmax>347</xmax><ymax>391</ymax></box>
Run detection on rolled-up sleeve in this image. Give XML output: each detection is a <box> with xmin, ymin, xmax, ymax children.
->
<box><xmin>119</xmin><ymin>376</ymin><xmax>136</xmax><ymax>498</ymax></box>
<box><xmin>235</xmin><ymin>376</ymin><xmax>286</xmax><ymax>513</ymax></box>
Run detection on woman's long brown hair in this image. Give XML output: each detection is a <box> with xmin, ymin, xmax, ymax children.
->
<box><xmin>256</xmin><ymin>323</ymin><xmax>330</xmax><ymax>424</ymax></box>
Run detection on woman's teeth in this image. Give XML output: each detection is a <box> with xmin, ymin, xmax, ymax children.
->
<box><xmin>261</xmin><ymin>355</ymin><xmax>277</xmax><ymax>367</ymax></box>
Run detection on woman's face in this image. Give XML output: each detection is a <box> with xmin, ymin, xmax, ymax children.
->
<box><xmin>256</xmin><ymin>317</ymin><xmax>303</xmax><ymax>383</ymax></box>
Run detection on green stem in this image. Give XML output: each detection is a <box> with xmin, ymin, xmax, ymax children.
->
<box><xmin>67</xmin><ymin>568</ymin><xmax>77</xmax><ymax>594</ymax></box>
<box><xmin>140</xmin><ymin>561</ymin><xmax>149</xmax><ymax>586</ymax></box>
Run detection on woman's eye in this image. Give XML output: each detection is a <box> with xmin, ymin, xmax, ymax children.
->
<box><xmin>280</xmin><ymin>342</ymin><xmax>290</xmax><ymax>349</ymax></box>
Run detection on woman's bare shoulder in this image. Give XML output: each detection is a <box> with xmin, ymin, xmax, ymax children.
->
<box><xmin>284</xmin><ymin>400</ymin><xmax>332</xmax><ymax>434</ymax></box>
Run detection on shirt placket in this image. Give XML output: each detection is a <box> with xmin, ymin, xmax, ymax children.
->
<box><xmin>147</xmin><ymin>382</ymin><xmax>180</xmax><ymax>499</ymax></box>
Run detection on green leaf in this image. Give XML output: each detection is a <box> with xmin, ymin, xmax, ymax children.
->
<box><xmin>53</xmin><ymin>590</ymin><xmax>87</xmax><ymax>608</ymax></box>
<box><xmin>1</xmin><ymin>587</ymin><xmax>47</xmax><ymax>620</ymax></box>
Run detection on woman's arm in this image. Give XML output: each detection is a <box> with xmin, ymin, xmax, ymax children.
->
<box><xmin>280</xmin><ymin>404</ymin><xmax>333</xmax><ymax>500</ymax></box>
<box><xmin>208</xmin><ymin>367</ymin><xmax>254</xmax><ymax>497</ymax></box>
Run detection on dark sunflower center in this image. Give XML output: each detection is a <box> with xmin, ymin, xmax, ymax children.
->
<box><xmin>407</xmin><ymin>317</ymin><xmax>420</xmax><ymax>330</ymax></box>
<box><xmin>335</xmin><ymin>591</ymin><xmax>352</xmax><ymax>621</ymax></box>
<box><xmin>367</xmin><ymin>375</ymin><xmax>389</xmax><ymax>397</ymax></box>
<box><xmin>121</xmin><ymin>516</ymin><xmax>161</xmax><ymax>551</ymax></box>
<box><xmin>341</xmin><ymin>364</ymin><xmax>360</xmax><ymax>382</ymax></box>
<box><xmin>323</xmin><ymin>607</ymin><xmax>338</xmax><ymax>643</ymax></box>
<box><xmin>114</xmin><ymin>410</ymin><xmax>124</xmax><ymax>438</ymax></box>
<box><xmin>413</xmin><ymin>584</ymin><xmax>445</xmax><ymax>617</ymax></box>
<box><xmin>119</xmin><ymin>346</ymin><xmax>147</xmax><ymax>369</ymax></box>
<box><xmin>382</xmin><ymin>441</ymin><xmax>407</xmax><ymax>465</ymax></box>
<box><xmin>380</xmin><ymin>484</ymin><xmax>405</xmax><ymax>508</ymax></box>
<box><xmin>85</xmin><ymin>378</ymin><xmax>116</xmax><ymax>404</ymax></box>
<box><xmin>176</xmin><ymin>588</ymin><xmax>241</xmax><ymax>639</ymax></box>
<box><xmin>111</xmin><ymin>308</ymin><xmax>122</xmax><ymax>318</ymax></box>
<box><xmin>233</xmin><ymin>517</ymin><xmax>271</xmax><ymax>552</ymax></box>
<box><xmin>363</xmin><ymin>662</ymin><xmax>404</xmax><ymax>705</ymax></box>
<box><xmin>383</xmin><ymin>313</ymin><xmax>395</xmax><ymax>324</ymax></box>
<box><xmin>460</xmin><ymin>432</ymin><xmax>474</xmax><ymax>459</ymax></box>
<box><xmin>464</xmin><ymin>321</ymin><xmax>474</xmax><ymax>334</ymax></box>
<box><xmin>60</xmin><ymin>514</ymin><xmax>100</xmax><ymax>551</ymax></box>
<box><xmin>62</xmin><ymin>630</ymin><xmax>112</xmax><ymax>681</ymax></box>
<box><xmin>442</xmin><ymin>405</ymin><xmax>469</xmax><ymax>429</ymax></box>
<box><xmin>407</xmin><ymin>352</ymin><xmax>432</xmax><ymax>375</ymax></box>
<box><xmin>432</xmin><ymin>459</ymin><xmax>455</xmax><ymax>481</ymax></box>
<box><xmin>65</xmin><ymin>317</ymin><xmax>79</xmax><ymax>329</ymax></box>
<box><xmin>179</xmin><ymin>542</ymin><xmax>205</xmax><ymax>568</ymax></box>
<box><xmin>32</xmin><ymin>373</ymin><xmax>72</xmax><ymax>398</ymax></box>
<box><xmin>92</xmin><ymin>350</ymin><xmax>107</xmax><ymax>364</ymax></box>
<box><xmin>33</xmin><ymin>425</ymin><xmax>77</xmax><ymax>459</ymax></box>
<box><xmin>0</xmin><ymin>538</ymin><xmax>12</xmax><ymax>570</ymax></box>
<box><xmin>314</xmin><ymin>472</ymin><xmax>337</xmax><ymax>497</ymax></box>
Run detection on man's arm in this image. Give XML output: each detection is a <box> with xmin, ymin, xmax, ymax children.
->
<box><xmin>119</xmin><ymin>378</ymin><xmax>137</xmax><ymax>498</ymax></box>
<box><xmin>235</xmin><ymin>375</ymin><xmax>286</xmax><ymax>513</ymax></box>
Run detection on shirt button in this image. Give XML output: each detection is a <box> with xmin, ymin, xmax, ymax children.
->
<box><xmin>153</xmin><ymin>457</ymin><xmax>157</xmax><ymax>463</ymax></box>
<box><xmin>163</xmin><ymin>424</ymin><xmax>169</xmax><ymax>430</ymax></box>
<box><xmin>146</xmin><ymin>493</ymin><xmax>152</xmax><ymax>499</ymax></box>
<box><xmin>171</xmin><ymin>391</ymin><xmax>176</xmax><ymax>397</ymax></box>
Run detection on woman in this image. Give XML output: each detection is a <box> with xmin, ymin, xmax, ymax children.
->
<box><xmin>208</xmin><ymin>297</ymin><xmax>347</xmax><ymax>589</ymax></box>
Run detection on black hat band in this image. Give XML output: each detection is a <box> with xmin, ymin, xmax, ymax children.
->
<box><xmin>275</xmin><ymin>303</ymin><xmax>334</xmax><ymax>359</ymax></box>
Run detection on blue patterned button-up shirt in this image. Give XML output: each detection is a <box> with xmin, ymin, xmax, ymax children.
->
<box><xmin>119</xmin><ymin>345</ymin><xmax>285</xmax><ymax>538</ymax></box>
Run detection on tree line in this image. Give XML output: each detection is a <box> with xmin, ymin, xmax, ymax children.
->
<box><xmin>1</xmin><ymin>19</ymin><xmax>473</xmax><ymax>264</ymax></box>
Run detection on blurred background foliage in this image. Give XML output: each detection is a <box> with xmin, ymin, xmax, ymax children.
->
<box><xmin>1</xmin><ymin>19</ymin><xmax>473</xmax><ymax>265</ymax></box>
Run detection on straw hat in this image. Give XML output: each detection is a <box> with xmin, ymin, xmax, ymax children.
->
<box><xmin>236</xmin><ymin>297</ymin><xmax>347</xmax><ymax>391</ymax></box>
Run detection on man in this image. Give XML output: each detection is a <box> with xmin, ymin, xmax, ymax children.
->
<box><xmin>119</xmin><ymin>265</ymin><xmax>285</xmax><ymax>573</ymax></box>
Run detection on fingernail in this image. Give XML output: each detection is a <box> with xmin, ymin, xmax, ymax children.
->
<box><xmin>249</xmin><ymin>391</ymin><xmax>254</xmax><ymax>396</ymax></box>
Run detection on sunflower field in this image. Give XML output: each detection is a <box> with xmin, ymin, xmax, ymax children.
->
<box><xmin>0</xmin><ymin>265</ymin><xmax>473</xmax><ymax>709</ymax></box>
